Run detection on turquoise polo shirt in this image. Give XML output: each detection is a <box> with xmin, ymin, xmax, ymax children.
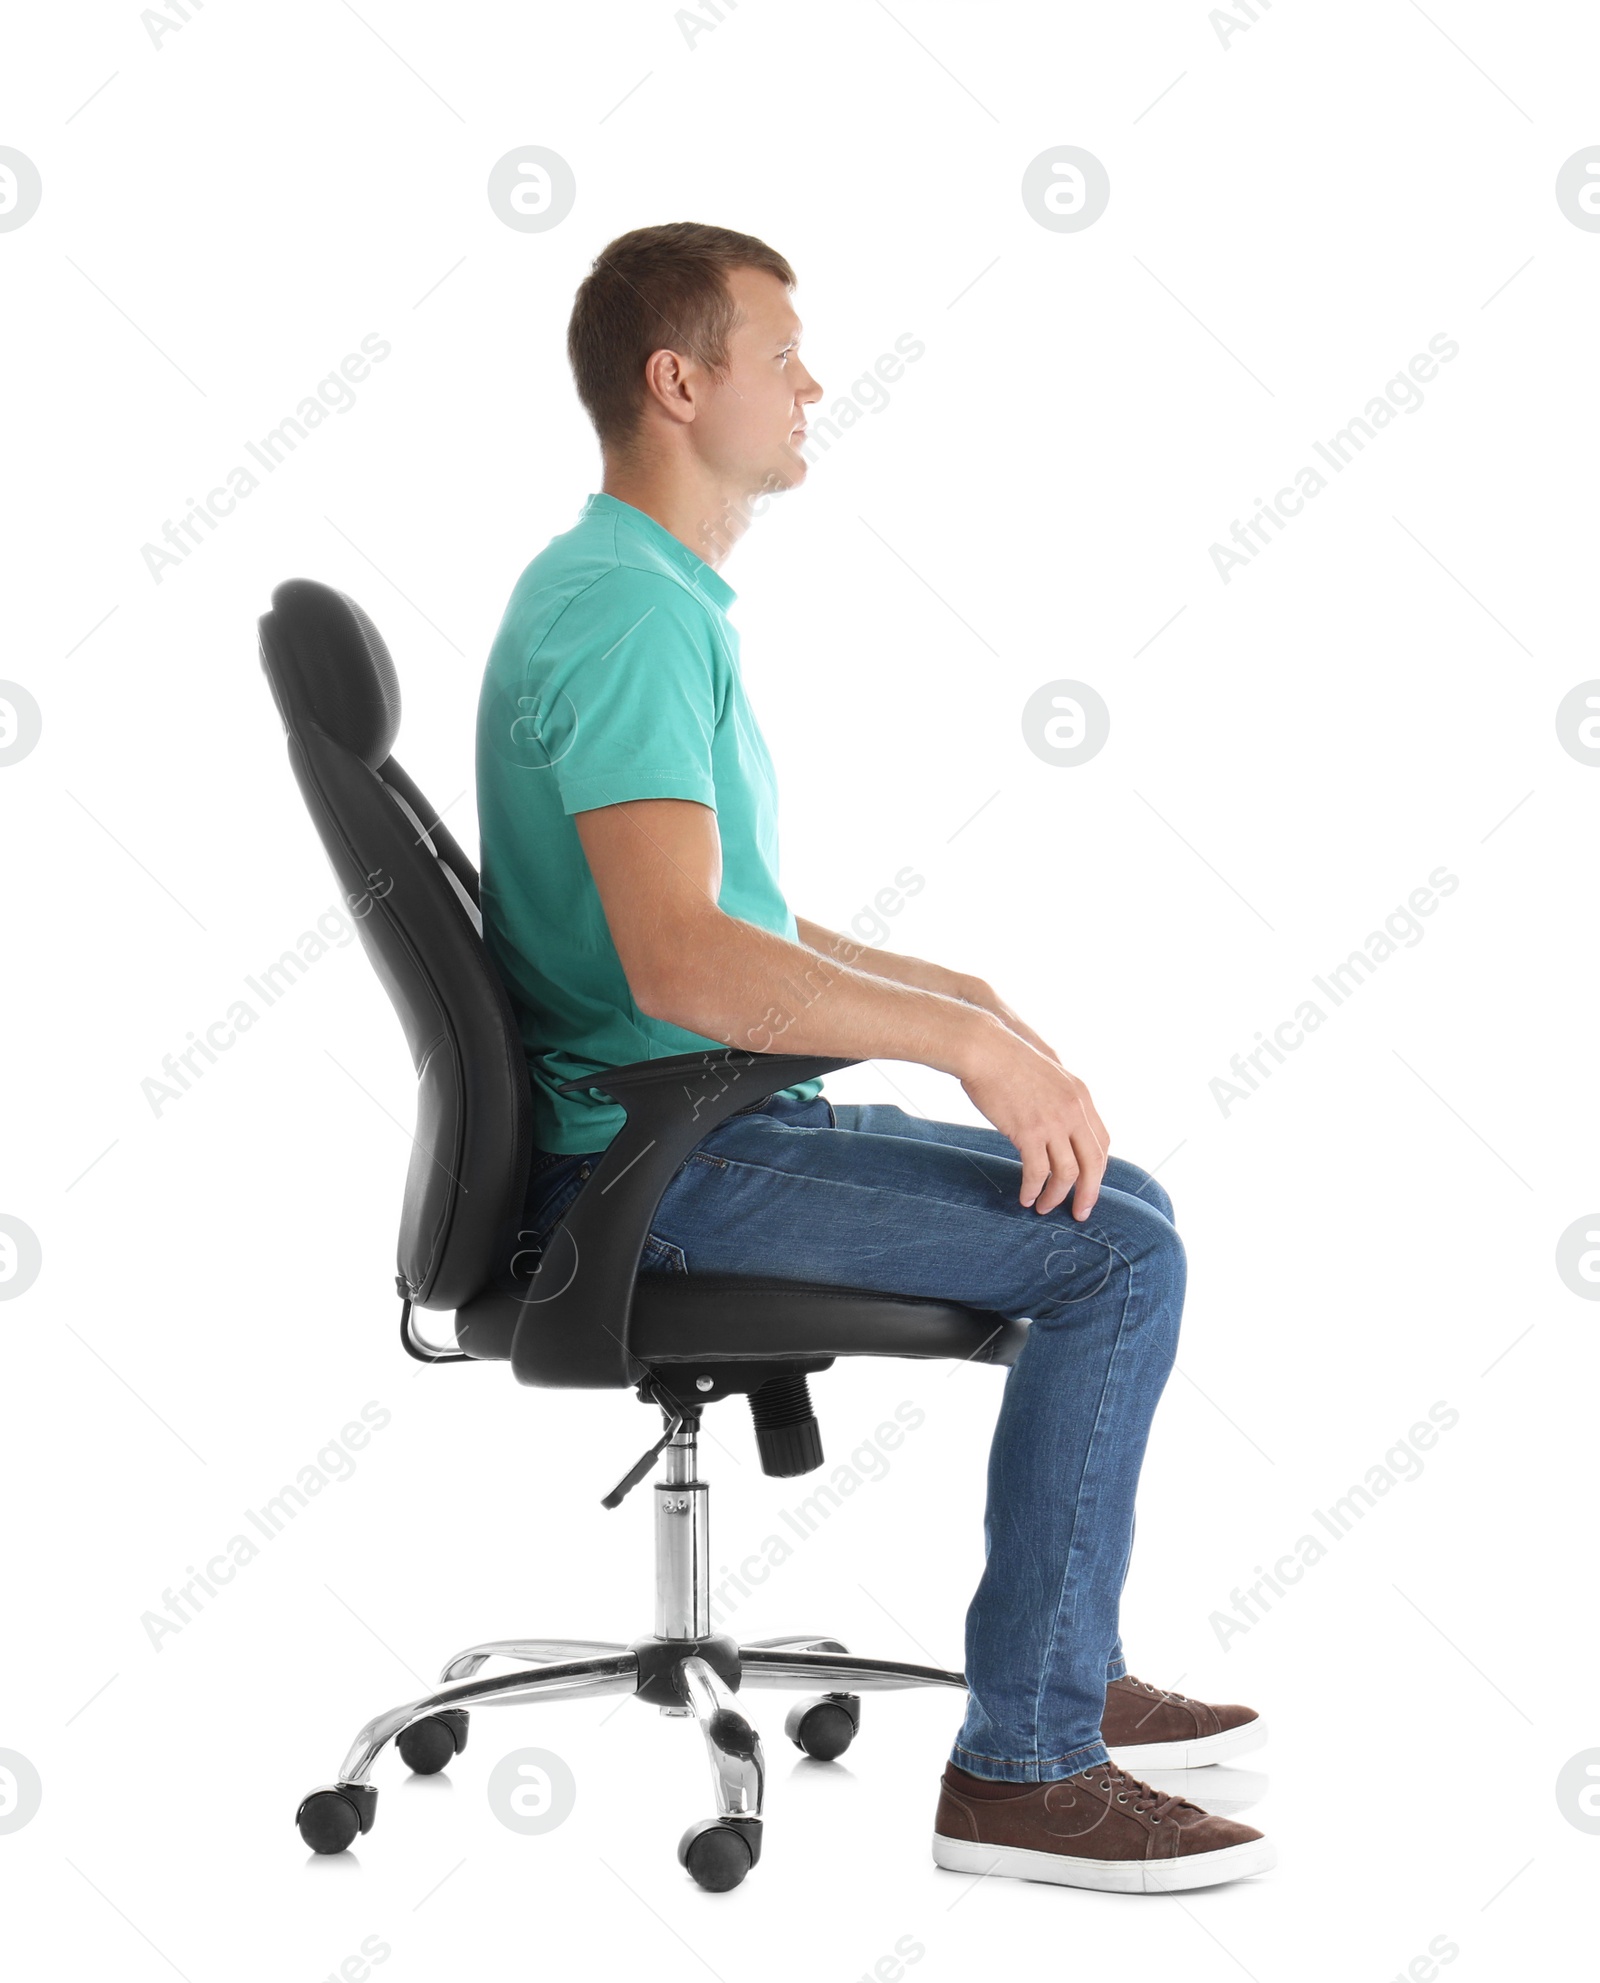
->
<box><xmin>476</xmin><ymin>490</ymin><xmax>821</xmax><ymax>1154</ymax></box>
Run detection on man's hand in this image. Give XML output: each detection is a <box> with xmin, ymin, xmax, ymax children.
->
<box><xmin>958</xmin><ymin>1012</ymin><xmax>1110</xmax><ymax>1221</ymax></box>
<box><xmin>786</xmin><ymin>933</ymin><xmax>1095</xmax><ymax>1207</ymax></box>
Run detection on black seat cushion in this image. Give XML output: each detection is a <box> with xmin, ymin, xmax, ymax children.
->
<box><xmin>457</xmin><ymin>1272</ymin><xmax>1027</xmax><ymax>1368</ymax></box>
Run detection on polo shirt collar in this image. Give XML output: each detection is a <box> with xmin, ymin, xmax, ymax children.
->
<box><xmin>584</xmin><ymin>491</ymin><xmax>737</xmax><ymax>610</ymax></box>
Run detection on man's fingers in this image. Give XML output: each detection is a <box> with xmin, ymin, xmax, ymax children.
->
<box><xmin>1067</xmin><ymin>1129</ymin><xmax>1107</xmax><ymax>1220</ymax></box>
<box><xmin>1018</xmin><ymin>1141</ymin><xmax>1053</xmax><ymax>1211</ymax></box>
<box><xmin>1015</xmin><ymin>1098</ymin><xmax>1110</xmax><ymax>1217</ymax></box>
<box><xmin>1075</xmin><ymin>1093</ymin><xmax>1109</xmax><ymax>1161</ymax></box>
<box><xmin>1029</xmin><ymin>1138</ymin><xmax>1080</xmax><ymax>1217</ymax></box>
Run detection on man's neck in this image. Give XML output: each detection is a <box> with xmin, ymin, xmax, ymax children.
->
<box><xmin>599</xmin><ymin>463</ymin><xmax>756</xmax><ymax>572</ymax></box>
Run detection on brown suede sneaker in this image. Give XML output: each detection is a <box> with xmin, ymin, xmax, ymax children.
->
<box><xmin>1101</xmin><ymin>1673</ymin><xmax>1265</xmax><ymax>1769</ymax></box>
<box><xmin>932</xmin><ymin>1759</ymin><xmax>1274</xmax><ymax>1893</ymax></box>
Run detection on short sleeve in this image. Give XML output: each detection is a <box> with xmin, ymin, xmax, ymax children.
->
<box><xmin>533</xmin><ymin>572</ymin><xmax>721</xmax><ymax>818</ymax></box>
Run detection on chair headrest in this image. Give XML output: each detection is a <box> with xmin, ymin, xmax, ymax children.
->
<box><xmin>258</xmin><ymin>577</ymin><xmax>401</xmax><ymax>768</ymax></box>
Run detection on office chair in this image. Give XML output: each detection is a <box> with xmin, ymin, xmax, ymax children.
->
<box><xmin>256</xmin><ymin>577</ymin><xmax>1026</xmax><ymax>1891</ymax></box>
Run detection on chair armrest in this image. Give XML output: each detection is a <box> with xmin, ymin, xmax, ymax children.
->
<box><xmin>506</xmin><ymin>1049</ymin><xmax>857</xmax><ymax>1389</ymax></box>
<box><xmin>555</xmin><ymin>1046</ymin><xmax>852</xmax><ymax>1106</ymax></box>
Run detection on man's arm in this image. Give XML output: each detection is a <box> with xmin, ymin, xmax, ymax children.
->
<box><xmin>793</xmin><ymin>915</ymin><xmax>1064</xmax><ymax>1070</ymax></box>
<box><xmin>793</xmin><ymin>914</ymin><xmax>974</xmax><ymax>1000</ymax></box>
<box><xmin>572</xmin><ymin>798</ymin><xmax>1107</xmax><ymax>1218</ymax></box>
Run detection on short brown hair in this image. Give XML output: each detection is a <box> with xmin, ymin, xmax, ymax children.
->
<box><xmin>566</xmin><ymin>221</ymin><xmax>796</xmax><ymax>456</ymax></box>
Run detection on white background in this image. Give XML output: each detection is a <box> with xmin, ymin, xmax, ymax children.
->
<box><xmin>3</xmin><ymin>1</ymin><xmax>1597</xmax><ymax>1976</ymax></box>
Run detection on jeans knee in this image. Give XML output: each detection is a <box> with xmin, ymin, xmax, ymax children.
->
<box><xmin>1033</xmin><ymin>1208</ymin><xmax>1185</xmax><ymax>1336</ymax></box>
<box><xmin>1150</xmin><ymin>1218</ymin><xmax>1186</xmax><ymax>1296</ymax></box>
<box><xmin>1122</xmin><ymin>1169</ymin><xmax>1174</xmax><ymax>1229</ymax></box>
<box><xmin>1131</xmin><ymin>1220</ymin><xmax>1185</xmax><ymax>1356</ymax></box>
<box><xmin>1142</xmin><ymin>1229</ymin><xmax>1181</xmax><ymax>1356</ymax></box>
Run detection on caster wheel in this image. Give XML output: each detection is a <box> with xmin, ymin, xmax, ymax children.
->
<box><xmin>785</xmin><ymin>1693</ymin><xmax>860</xmax><ymax>1761</ymax></box>
<box><xmin>397</xmin><ymin>1709</ymin><xmax>469</xmax><ymax>1775</ymax></box>
<box><xmin>677</xmin><ymin>1817</ymin><xmax>758</xmax><ymax>1891</ymax></box>
<box><xmin>296</xmin><ymin>1785</ymin><xmax>375</xmax><ymax>1854</ymax></box>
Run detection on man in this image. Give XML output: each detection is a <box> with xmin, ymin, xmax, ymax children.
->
<box><xmin>476</xmin><ymin>221</ymin><xmax>1273</xmax><ymax>1894</ymax></box>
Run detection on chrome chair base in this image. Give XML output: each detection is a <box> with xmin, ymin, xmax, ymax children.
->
<box><xmin>295</xmin><ymin>1414</ymin><xmax>966</xmax><ymax>1888</ymax></box>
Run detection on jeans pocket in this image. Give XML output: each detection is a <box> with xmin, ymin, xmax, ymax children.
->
<box><xmin>641</xmin><ymin>1232</ymin><xmax>688</xmax><ymax>1274</ymax></box>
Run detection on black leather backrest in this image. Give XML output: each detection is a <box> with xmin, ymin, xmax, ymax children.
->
<box><xmin>257</xmin><ymin>578</ymin><xmax>532</xmax><ymax>1310</ymax></box>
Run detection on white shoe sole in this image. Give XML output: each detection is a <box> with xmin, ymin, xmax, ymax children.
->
<box><xmin>1110</xmin><ymin>1718</ymin><xmax>1268</xmax><ymax>1771</ymax></box>
<box><xmin>932</xmin><ymin>1830</ymin><xmax>1277</xmax><ymax>1894</ymax></box>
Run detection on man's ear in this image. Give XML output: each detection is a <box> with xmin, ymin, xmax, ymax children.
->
<box><xmin>643</xmin><ymin>346</ymin><xmax>698</xmax><ymax>427</ymax></box>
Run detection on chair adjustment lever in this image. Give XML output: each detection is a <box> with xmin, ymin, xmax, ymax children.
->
<box><xmin>601</xmin><ymin>1390</ymin><xmax>686</xmax><ymax>1509</ymax></box>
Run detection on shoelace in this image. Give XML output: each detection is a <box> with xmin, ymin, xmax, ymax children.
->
<box><xmin>1079</xmin><ymin>1761</ymin><xmax>1195</xmax><ymax>1825</ymax></box>
<box><xmin>1123</xmin><ymin>1674</ymin><xmax>1198</xmax><ymax>1707</ymax></box>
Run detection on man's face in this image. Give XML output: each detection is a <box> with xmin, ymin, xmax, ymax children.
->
<box><xmin>690</xmin><ymin>265</ymin><xmax>822</xmax><ymax>499</ymax></box>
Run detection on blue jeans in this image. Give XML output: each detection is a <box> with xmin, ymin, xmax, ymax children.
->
<box><xmin>521</xmin><ymin>1091</ymin><xmax>1185</xmax><ymax>1782</ymax></box>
